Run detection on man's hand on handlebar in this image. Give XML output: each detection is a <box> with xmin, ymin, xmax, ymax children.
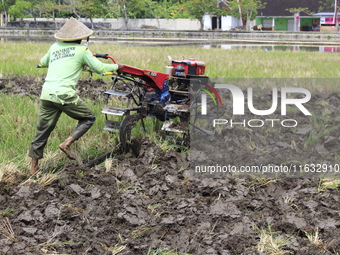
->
<box><xmin>116</xmin><ymin>63</ymin><xmax>124</xmax><ymax>74</ymax></box>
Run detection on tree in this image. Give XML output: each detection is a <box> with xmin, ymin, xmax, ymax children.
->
<box><xmin>318</xmin><ymin>0</ymin><xmax>337</xmax><ymax>12</ymax></box>
<box><xmin>109</xmin><ymin>0</ymin><xmax>164</xmax><ymax>29</ymax></box>
<box><xmin>26</xmin><ymin>0</ymin><xmax>45</xmax><ymax>22</ymax></box>
<box><xmin>34</xmin><ymin>1</ymin><xmax>57</xmax><ymax>19</ymax></box>
<box><xmin>228</xmin><ymin>0</ymin><xmax>266</xmax><ymax>31</ymax></box>
<box><xmin>0</xmin><ymin>0</ymin><xmax>16</xmax><ymax>26</ymax></box>
<box><xmin>8</xmin><ymin>0</ymin><xmax>32</xmax><ymax>19</ymax></box>
<box><xmin>153</xmin><ymin>0</ymin><xmax>188</xmax><ymax>19</ymax></box>
<box><xmin>106</xmin><ymin>0</ymin><xmax>120</xmax><ymax>18</ymax></box>
<box><xmin>109</xmin><ymin>0</ymin><xmax>157</xmax><ymax>19</ymax></box>
<box><xmin>182</xmin><ymin>0</ymin><xmax>229</xmax><ymax>29</ymax></box>
<box><xmin>77</xmin><ymin>0</ymin><xmax>108</xmax><ymax>28</ymax></box>
<box><xmin>286</xmin><ymin>7</ymin><xmax>313</xmax><ymax>15</ymax></box>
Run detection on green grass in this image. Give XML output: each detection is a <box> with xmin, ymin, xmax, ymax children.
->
<box><xmin>0</xmin><ymin>207</ymin><xmax>15</xmax><ymax>218</ymax></box>
<box><xmin>2</xmin><ymin>41</ymin><xmax>340</xmax><ymax>83</ymax></box>
<box><xmin>0</xmin><ymin>94</ymin><xmax>38</xmax><ymax>167</ymax></box>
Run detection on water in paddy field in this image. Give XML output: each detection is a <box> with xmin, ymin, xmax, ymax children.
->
<box><xmin>202</xmin><ymin>43</ymin><xmax>340</xmax><ymax>53</ymax></box>
<box><xmin>1</xmin><ymin>36</ymin><xmax>340</xmax><ymax>53</ymax></box>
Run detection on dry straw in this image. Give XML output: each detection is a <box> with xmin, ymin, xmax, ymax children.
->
<box><xmin>38</xmin><ymin>173</ymin><xmax>60</xmax><ymax>187</ymax></box>
<box><xmin>0</xmin><ymin>163</ymin><xmax>24</xmax><ymax>183</ymax></box>
<box><xmin>0</xmin><ymin>217</ymin><xmax>17</xmax><ymax>242</ymax></box>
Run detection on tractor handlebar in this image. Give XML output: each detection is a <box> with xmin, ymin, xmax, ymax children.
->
<box><xmin>94</xmin><ymin>53</ymin><xmax>118</xmax><ymax>76</ymax></box>
<box><xmin>93</xmin><ymin>53</ymin><xmax>117</xmax><ymax>64</ymax></box>
<box><xmin>94</xmin><ymin>53</ymin><xmax>109</xmax><ymax>59</ymax></box>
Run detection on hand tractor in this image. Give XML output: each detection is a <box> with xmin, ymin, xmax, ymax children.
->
<box><xmin>92</xmin><ymin>53</ymin><xmax>213</xmax><ymax>158</ymax></box>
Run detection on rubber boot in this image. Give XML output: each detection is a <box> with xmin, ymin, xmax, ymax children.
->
<box><xmin>59</xmin><ymin>136</ymin><xmax>76</xmax><ymax>160</ymax></box>
<box><xmin>31</xmin><ymin>158</ymin><xmax>39</xmax><ymax>175</ymax></box>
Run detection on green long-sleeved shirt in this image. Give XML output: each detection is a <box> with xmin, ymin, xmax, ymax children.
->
<box><xmin>40</xmin><ymin>41</ymin><xmax>118</xmax><ymax>104</ymax></box>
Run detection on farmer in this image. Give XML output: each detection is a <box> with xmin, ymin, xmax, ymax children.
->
<box><xmin>29</xmin><ymin>17</ymin><xmax>123</xmax><ymax>175</ymax></box>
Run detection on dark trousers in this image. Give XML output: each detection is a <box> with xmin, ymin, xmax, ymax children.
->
<box><xmin>29</xmin><ymin>99</ymin><xmax>96</xmax><ymax>159</ymax></box>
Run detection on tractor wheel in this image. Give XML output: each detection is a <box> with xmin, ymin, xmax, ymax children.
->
<box><xmin>119</xmin><ymin>113</ymin><xmax>145</xmax><ymax>153</ymax></box>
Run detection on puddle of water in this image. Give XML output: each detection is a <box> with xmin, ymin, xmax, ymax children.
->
<box><xmin>203</xmin><ymin>44</ymin><xmax>340</xmax><ymax>53</ymax></box>
<box><xmin>1</xmin><ymin>36</ymin><xmax>340</xmax><ymax>52</ymax></box>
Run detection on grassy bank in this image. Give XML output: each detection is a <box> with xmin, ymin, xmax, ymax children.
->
<box><xmin>0</xmin><ymin>41</ymin><xmax>339</xmax><ymax>174</ymax></box>
<box><xmin>2</xmin><ymin>41</ymin><xmax>340</xmax><ymax>81</ymax></box>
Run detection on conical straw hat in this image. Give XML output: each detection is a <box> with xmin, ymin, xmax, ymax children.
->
<box><xmin>54</xmin><ymin>17</ymin><xmax>93</xmax><ymax>41</ymax></box>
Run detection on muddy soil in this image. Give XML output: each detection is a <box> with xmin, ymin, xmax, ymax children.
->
<box><xmin>0</xmin><ymin>76</ymin><xmax>340</xmax><ymax>255</ymax></box>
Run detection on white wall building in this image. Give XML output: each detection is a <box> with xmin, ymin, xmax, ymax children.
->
<box><xmin>203</xmin><ymin>13</ymin><xmax>243</xmax><ymax>31</ymax></box>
